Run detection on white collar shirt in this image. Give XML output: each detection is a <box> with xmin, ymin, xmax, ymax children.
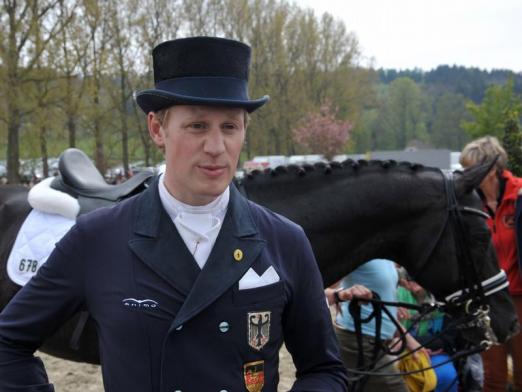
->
<box><xmin>158</xmin><ymin>175</ymin><xmax>229</xmax><ymax>269</ymax></box>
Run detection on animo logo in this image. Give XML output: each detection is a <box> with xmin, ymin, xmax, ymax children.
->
<box><xmin>122</xmin><ymin>298</ymin><xmax>159</xmax><ymax>308</ymax></box>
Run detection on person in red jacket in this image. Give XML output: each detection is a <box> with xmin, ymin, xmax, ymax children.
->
<box><xmin>460</xmin><ymin>135</ymin><xmax>522</xmax><ymax>392</ymax></box>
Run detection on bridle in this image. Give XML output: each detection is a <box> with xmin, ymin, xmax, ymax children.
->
<box><xmin>439</xmin><ymin>170</ymin><xmax>507</xmax><ymax>344</ymax></box>
<box><xmin>410</xmin><ymin>170</ymin><xmax>507</xmax><ymax>341</ymax></box>
<box><xmin>345</xmin><ymin>170</ymin><xmax>509</xmax><ymax>389</ymax></box>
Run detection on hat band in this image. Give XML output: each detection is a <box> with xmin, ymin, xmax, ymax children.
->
<box><xmin>155</xmin><ymin>77</ymin><xmax>250</xmax><ymax>101</ymax></box>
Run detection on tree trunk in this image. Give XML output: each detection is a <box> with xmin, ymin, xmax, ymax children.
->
<box><xmin>119</xmin><ymin>67</ymin><xmax>129</xmax><ymax>177</ymax></box>
<box><xmin>132</xmin><ymin>103</ymin><xmax>151</xmax><ymax>166</ymax></box>
<box><xmin>93</xmin><ymin>79</ymin><xmax>105</xmax><ymax>175</ymax></box>
<box><xmin>6</xmin><ymin>111</ymin><xmax>21</xmax><ymax>184</ymax></box>
<box><xmin>94</xmin><ymin>119</ymin><xmax>105</xmax><ymax>176</ymax></box>
<box><xmin>5</xmin><ymin>3</ymin><xmax>21</xmax><ymax>184</ymax></box>
<box><xmin>67</xmin><ymin>114</ymin><xmax>76</xmax><ymax>147</ymax></box>
<box><xmin>40</xmin><ymin>126</ymin><xmax>49</xmax><ymax>178</ymax></box>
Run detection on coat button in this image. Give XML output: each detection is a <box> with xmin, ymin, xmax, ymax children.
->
<box><xmin>219</xmin><ymin>321</ymin><xmax>230</xmax><ymax>333</ymax></box>
<box><xmin>219</xmin><ymin>390</ymin><xmax>228</xmax><ymax>392</ymax></box>
<box><xmin>175</xmin><ymin>325</ymin><xmax>183</xmax><ymax>331</ymax></box>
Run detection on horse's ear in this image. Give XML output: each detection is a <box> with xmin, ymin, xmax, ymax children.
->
<box><xmin>455</xmin><ymin>158</ymin><xmax>497</xmax><ymax>195</ymax></box>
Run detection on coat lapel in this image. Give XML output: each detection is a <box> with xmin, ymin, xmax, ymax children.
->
<box><xmin>172</xmin><ymin>185</ymin><xmax>265</xmax><ymax>329</ymax></box>
<box><xmin>128</xmin><ymin>178</ymin><xmax>200</xmax><ymax>296</ymax></box>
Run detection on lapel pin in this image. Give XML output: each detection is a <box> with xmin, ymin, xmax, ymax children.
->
<box><xmin>234</xmin><ymin>249</ymin><xmax>243</xmax><ymax>261</ymax></box>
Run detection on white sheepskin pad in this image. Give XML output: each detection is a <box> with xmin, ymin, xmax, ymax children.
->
<box><xmin>28</xmin><ymin>177</ymin><xmax>80</xmax><ymax>220</ymax></box>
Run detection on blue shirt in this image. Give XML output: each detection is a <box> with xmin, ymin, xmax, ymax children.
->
<box><xmin>335</xmin><ymin>259</ymin><xmax>398</xmax><ymax>339</ymax></box>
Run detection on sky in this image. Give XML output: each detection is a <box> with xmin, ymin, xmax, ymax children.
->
<box><xmin>293</xmin><ymin>0</ymin><xmax>522</xmax><ymax>72</ymax></box>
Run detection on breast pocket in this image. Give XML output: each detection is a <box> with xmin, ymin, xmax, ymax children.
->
<box><xmin>232</xmin><ymin>280</ymin><xmax>285</xmax><ymax>306</ymax></box>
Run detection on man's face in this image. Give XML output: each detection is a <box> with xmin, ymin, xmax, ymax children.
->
<box><xmin>148</xmin><ymin>105</ymin><xmax>246</xmax><ymax>206</ymax></box>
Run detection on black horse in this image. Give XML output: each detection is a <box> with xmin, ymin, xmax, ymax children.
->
<box><xmin>0</xmin><ymin>150</ymin><xmax>518</xmax><ymax>365</ymax></box>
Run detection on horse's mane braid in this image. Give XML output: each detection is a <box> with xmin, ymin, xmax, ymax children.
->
<box><xmin>244</xmin><ymin>158</ymin><xmax>427</xmax><ymax>180</ymax></box>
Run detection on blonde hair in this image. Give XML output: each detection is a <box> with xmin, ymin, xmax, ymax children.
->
<box><xmin>459</xmin><ymin>136</ymin><xmax>508</xmax><ymax>171</ymax></box>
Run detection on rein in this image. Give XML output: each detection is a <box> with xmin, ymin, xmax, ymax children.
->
<box><xmin>344</xmin><ymin>170</ymin><xmax>508</xmax><ymax>389</ymax></box>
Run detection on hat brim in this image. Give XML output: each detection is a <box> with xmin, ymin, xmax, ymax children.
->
<box><xmin>135</xmin><ymin>89</ymin><xmax>269</xmax><ymax>114</ymax></box>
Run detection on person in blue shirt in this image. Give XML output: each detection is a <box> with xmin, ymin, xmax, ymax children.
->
<box><xmin>332</xmin><ymin>259</ymin><xmax>412</xmax><ymax>391</ymax></box>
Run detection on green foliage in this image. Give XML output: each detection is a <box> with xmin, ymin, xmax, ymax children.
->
<box><xmin>430</xmin><ymin>92</ymin><xmax>470</xmax><ymax>150</ymax></box>
<box><xmin>461</xmin><ymin>79</ymin><xmax>522</xmax><ymax>139</ymax></box>
<box><xmin>502</xmin><ymin>111</ymin><xmax>522</xmax><ymax>176</ymax></box>
<box><xmin>378</xmin><ymin>65</ymin><xmax>522</xmax><ymax>103</ymax></box>
<box><xmin>1</xmin><ymin>0</ymin><xmax>375</xmax><ymax>183</ymax></box>
<box><xmin>3</xmin><ymin>0</ymin><xmax>522</xmax><ymax>182</ymax></box>
<box><xmin>360</xmin><ymin>77</ymin><xmax>429</xmax><ymax>150</ymax></box>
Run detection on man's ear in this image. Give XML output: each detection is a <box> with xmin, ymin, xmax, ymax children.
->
<box><xmin>148</xmin><ymin>112</ymin><xmax>165</xmax><ymax>148</ymax></box>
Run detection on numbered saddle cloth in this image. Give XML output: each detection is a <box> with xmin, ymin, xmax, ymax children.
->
<box><xmin>7</xmin><ymin>209</ymin><xmax>75</xmax><ymax>286</ymax></box>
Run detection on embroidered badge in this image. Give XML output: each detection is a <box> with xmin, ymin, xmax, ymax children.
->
<box><xmin>243</xmin><ymin>360</ymin><xmax>265</xmax><ymax>392</ymax></box>
<box><xmin>248</xmin><ymin>311</ymin><xmax>271</xmax><ymax>350</ymax></box>
<box><xmin>502</xmin><ymin>214</ymin><xmax>515</xmax><ymax>229</ymax></box>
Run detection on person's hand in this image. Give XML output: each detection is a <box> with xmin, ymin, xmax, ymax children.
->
<box><xmin>397</xmin><ymin>306</ymin><xmax>410</xmax><ymax>321</ymax></box>
<box><xmin>338</xmin><ymin>284</ymin><xmax>373</xmax><ymax>302</ymax></box>
<box><xmin>404</xmin><ymin>333</ymin><xmax>429</xmax><ymax>361</ymax></box>
<box><xmin>325</xmin><ymin>284</ymin><xmax>372</xmax><ymax>307</ymax></box>
<box><xmin>426</xmin><ymin>348</ymin><xmax>443</xmax><ymax>356</ymax></box>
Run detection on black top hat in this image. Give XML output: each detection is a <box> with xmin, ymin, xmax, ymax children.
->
<box><xmin>135</xmin><ymin>37</ymin><xmax>269</xmax><ymax>113</ymax></box>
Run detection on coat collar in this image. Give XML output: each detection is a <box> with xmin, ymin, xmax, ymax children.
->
<box><xmin>129</xmin><ymin>177</ymin><xmax>265</xmax><ymax>328</ymax></box>
<box><xmin>133</xmin><ymin>176</ymin><xmax>257</xmax><ymax>238</ymax></box>
<box><xmin>500</xmin><ymin>170</ymin><xmax>522</xmax><ymax>202</ymax></box>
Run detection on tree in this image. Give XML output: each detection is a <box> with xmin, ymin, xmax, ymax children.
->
<box><xmin>56</xmin><ymin>0</ymin><xmax>89</xmax><ymax>148</ymax></box>
<box><xmin>502</xmin><ymin>111</ymin><xmax>522</xmax><ymax>176</ymax></box>
<box><xmin>292</xmin><ymin>101</ymin><xmax>352</xmax><ymax>159</ymax></box>
<box><xmin>366</xmin><ymin>78</ymin><xmax>429</xmax><ymax>150</ymax></box>
<box><xmin>385</xmin><ymin>77</ymin><xmax>429</xmax><ymax>148</ymax></box>
<box><xmin>0</xmin><ymin>0</ymin><xmax>375</xmax><ymax>173</ymax></box>
<box><xmin>462</xmin><ymin>79</ymin><xmax>522</xmax><ymax>139</ymax></box>
<box><xmin>81</xmin><ymin>0</ymin><xmax>112</xmax><ymax>174</ymax></box>
<box><xmin>429</xmin><ymin>92</ymin><xmax>470</xmax><ymax>150</ymax></box>
<box><xmin>1</xmin><ymin>0</ymin><xmax>74</xmax><ymax>183</ymax></box>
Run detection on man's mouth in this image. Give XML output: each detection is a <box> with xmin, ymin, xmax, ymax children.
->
<box><xmin>198</xmin><ymin>165</ymin><xmax>227</xmax><ymax>177</ymax></box>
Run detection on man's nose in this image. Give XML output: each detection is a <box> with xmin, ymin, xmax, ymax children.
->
<box><xmin>204</xmin><ymin>128</ymin><xmax>226</xmax><ymax>156</ymax></box>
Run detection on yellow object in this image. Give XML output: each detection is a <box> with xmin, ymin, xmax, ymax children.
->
<box><xmin>397</xmin><ymin>351</ymin><xmax>437</xmax><ymax>392</ymax></box>
<box><xmin>234</xmin><ymin>249</ymin><xmax>243</xmax><ymax>261</ymax></box>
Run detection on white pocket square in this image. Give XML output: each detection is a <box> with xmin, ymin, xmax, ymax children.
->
<box><xmin>238</xmin><ymin>266</ymin><xmax>280</xmax><ymax>290</ymax></box>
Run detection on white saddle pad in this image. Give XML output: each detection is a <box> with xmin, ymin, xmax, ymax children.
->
<box><xmin>7</xmin><ymin>209</ymin><xmax>75</xmax><ymax>286</ymax></box>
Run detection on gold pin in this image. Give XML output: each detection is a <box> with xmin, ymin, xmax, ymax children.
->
<box><xmin>234</xmin><ymin>249</ymin><xmax>243</xmax><ymax>261</ymax></box>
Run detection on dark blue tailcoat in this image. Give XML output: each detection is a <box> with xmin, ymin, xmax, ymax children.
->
<box><xmin>0</xmin><ymin>180</ymin><xmax>348</xmax><ymax>391</ymax></box>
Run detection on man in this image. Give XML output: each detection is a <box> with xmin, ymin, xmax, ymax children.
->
<box><xmin>0</xmin><ymin>37</ymin><xmax>348</xmax><ymax>391</ymax></box>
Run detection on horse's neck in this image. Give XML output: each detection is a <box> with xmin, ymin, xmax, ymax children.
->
<box><xmin>243</xmin><ymin>163</ymin><xmax>445</xmax><ymax>286</ymax></box>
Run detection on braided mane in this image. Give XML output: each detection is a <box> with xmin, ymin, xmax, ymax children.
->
<box><xmin>243</xmin><ymin>159</ymin><xmax>441</xmax><ymax>183</ymax></box>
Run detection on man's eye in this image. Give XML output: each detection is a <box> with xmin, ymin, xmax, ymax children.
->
<box><xmin>190</xmin><ymin>123</ymin><xmax>206</xmax><ymax>130</ymax></box>
<box><xmin>223</xmin><ymin>123</ymin><xmax>238</xmax><ymax>132</ymax></box>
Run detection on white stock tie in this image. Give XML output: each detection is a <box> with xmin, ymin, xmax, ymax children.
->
<box><xmin>173</xmin><ymin>212</ymin><xmax>222</xmax><ymax>269</ymax></box>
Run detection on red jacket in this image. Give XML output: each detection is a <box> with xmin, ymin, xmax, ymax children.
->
<box><xmin>487</xmin><ymin>170</ymin><xmax>522</xmax><ymax>296</ymax></box>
